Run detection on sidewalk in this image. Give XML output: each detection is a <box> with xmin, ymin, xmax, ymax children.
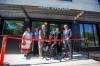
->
<box><xmin>4</xmin><ymin>54</ymin><xmax>100</xmax><ymax>66</ymax></box>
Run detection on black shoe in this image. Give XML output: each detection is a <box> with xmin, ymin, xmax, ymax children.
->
<box><xmin>24</xmin><ymin>54</ymin><xmax>29</xmax><ymax>57</ymax></box>
<box><xmin>25</xmin><ymin>54</ymin><xmax>31</xmax><ymax>59</ymax></box>
<box><xmin>24</xmin><ymin>54</ymin><xmax>27</xmax><ymax>57</ymax></box>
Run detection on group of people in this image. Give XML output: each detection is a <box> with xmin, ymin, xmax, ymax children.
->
<box><xmin>21</xmin><ymin>22</ymin><xmax>72</xmax><ymax>59</ymax></box>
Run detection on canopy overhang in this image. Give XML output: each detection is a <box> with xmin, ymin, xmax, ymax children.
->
<box><xmin>0</xmin><ymin>4</ymin><xmax>100</xmax><ymax>22</ymax></box>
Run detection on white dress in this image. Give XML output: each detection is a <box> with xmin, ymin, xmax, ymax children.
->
<box><xmin>21</xmin><ymin>31</ymin><xmax>33</xmax><ymax>53</ymax></box>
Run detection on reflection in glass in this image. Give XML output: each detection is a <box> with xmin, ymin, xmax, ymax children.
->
<box><xmin>32</xmin><ymin>22</ymin><xmax>43</xmax><ymax>31</ymax></box>
<box><xmin>80</xmin><ymin>24</ymin><xmax>84</xmax><ymax>38</ymax></box>
<box><xmin>80</xmin><ymin>24</ymin><xmax>85</xmax><ymax>47</ymax></box>
<box><xmin>84</xmin><ymin>24</ymin><xmax>94</xmax><ymax>47</ymax></box>
<box><xmin>80</xmin><ymin>24</ymin><xmax>99</xmax><ymax>47</ymax></box>
<box><xmin>3</xmin><ymin>20</ymin><xmax>24</xmax><ymax>36</ymax></box>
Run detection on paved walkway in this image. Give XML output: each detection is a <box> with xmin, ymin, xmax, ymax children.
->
<box><xmin>4</xmin><ymin>54</ymin><xmax>100</xmax><ymax>66</ymax></box>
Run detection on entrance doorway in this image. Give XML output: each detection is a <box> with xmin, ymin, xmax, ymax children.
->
<box><xmin>32</xmin><ymin>21</ymin><xmax>71</xmax><ymax>55</ymax></box>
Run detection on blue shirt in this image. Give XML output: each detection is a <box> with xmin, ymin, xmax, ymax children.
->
<box><xmin>63</xmin><ymin>29</ymin><xmax>72</xmax><ymax>38</ymax></box>
<box><xmin>34</xmin><ymin>31</ymin><xmax>39</xmax><ymax>39</ymax></box>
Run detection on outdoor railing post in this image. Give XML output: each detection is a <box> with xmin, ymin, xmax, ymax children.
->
<box><xmin>0</xmin><ymin>35</ymin><xmax>8</xmax><ymax>66</ymax></box>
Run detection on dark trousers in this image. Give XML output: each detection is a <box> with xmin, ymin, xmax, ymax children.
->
<box><xmin>64</xmin><ymin>40</ymin><xmax>72</xmax><ymax>59</ymax></box>
<box><xmin>55</xmin><ymin>41</ymin><xmax>62</xmax><ymax>54</ymax></box>
<box><xmin>33</xmin><ymin>41</ymin><xmax>38</xmax><ymax>55</ymax></box>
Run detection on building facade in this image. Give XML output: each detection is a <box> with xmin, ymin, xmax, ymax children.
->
<box><xmin>0</xmin><ymin>0</ymin><xmax>100</xmax><ymax>53</ymax></box>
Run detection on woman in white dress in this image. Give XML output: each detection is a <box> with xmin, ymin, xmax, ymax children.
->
<box><xmin>21</xmin><ymin>28</ymin><xmax>33</xmax><ymax>57</ymax></box>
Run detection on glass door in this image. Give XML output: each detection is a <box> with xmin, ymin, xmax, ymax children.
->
<box><xmin>80</xmin><ymin>24</ymin><xmax>99</xmax><ymax>47</ymax></box>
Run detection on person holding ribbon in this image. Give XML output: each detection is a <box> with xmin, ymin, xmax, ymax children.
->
<box><xmin>63</xmin><ymin>25</ymin><xmax>72</xmax><ymax>59</ymax></box>
<box><xmin>21</xmin><ymin>27</ymin><xmax>33</xmax><ymax>58</ymax></box>
<box><xmin>54</xmin><ymin>27</ymin><xmax>63</xmax><ymax>56</ymax></box>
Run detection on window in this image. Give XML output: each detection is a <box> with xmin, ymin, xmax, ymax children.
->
<box><xmin>80</xmin><ymin>24</ymin><xmax>84</xmax><ymax>38</ymax></box>
<box><xmin>32</xmin><ymin>21</ymin><xmax>57</xmax><ymax>32</ymax></box>
<box><xmin>3</xmin><ymin>20</ymin><xmax>24</xmax><ymax>36</ymax></box>
<box><xmin>32</xmin><ymin>21</ymin><xmax>44</xmax><ymax>31</ymax></box>
<box><xmin>93</xmin><ymin>25</ymin><xmax>99</xmax><ymax>46</ymax></box>
<box><xmin>80</xmin><ymin>24</ymin><xmax>99</xmax><ymax>47</ymax></box>
<box><xmin>32</xmin><ymin>21</ymin><xmax>66</xmax><ymax>34</ymax></box>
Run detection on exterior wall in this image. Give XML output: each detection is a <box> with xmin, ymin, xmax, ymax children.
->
<box><xmin>0</xmin><ymin>0</ymin><xmax>100</xmax><ymax>12</ymax></box>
